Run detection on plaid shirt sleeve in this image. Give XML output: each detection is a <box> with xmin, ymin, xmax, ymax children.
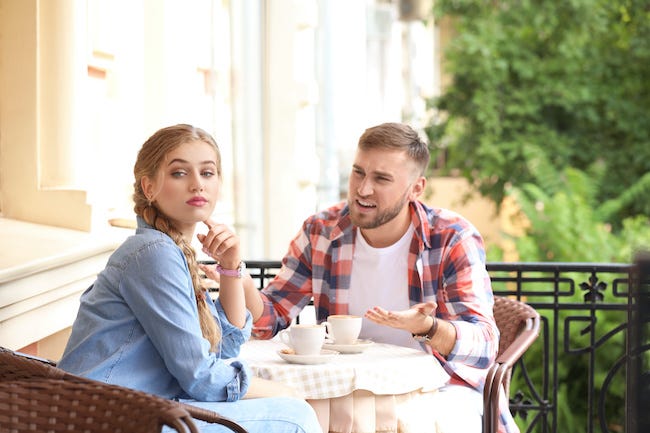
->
<box><xmin>442</xmin><ymin>230</ymin><xmax>498</xmax><ymax>368</ymax></box>
<box><xmin>252</xmin><ymin>204</ymin><xmax>347</xmax><ymax>339</ymax></box>
<box><xmin>417</xmin><ymin>204</ymin><xmax>516</xmax><ymax>432</ymax></box>
<box><xmin>251</xmin><ymin>228</ymin><xmax>316</xmax><ymax>339</ymax></box>
<box><xmin>414</xmin><ymin>204</ymin><xmax>498</xmax><ymax>384</ymax></box>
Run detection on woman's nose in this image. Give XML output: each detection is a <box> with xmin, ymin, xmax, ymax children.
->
<box><xmin>190</xmin><ymin>174</ymin><xmax>204</xmax><ymax>192</ymax></box>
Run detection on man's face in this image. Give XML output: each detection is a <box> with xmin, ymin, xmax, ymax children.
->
<box><xmin>347</xmin><ymin>147</ymin><xmax>423</xmax><ymax>230</ymax></box>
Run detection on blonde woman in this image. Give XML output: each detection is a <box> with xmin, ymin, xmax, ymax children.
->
<box><xmin>59</xmin><ymin>124</ymin><xmax>320</xmax><ymax>433</ymax></box>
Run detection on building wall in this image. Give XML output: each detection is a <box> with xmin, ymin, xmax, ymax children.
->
<box><xmin>0</xmin><ymin>0</ymin><xmax>474</xmax><ymax>359</ymax></box>
<box><xmin>0</xmin><ymin>0</ymin><xmax>93</xmax><ymax>231</ymax></box>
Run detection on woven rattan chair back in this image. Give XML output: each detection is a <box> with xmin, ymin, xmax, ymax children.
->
<box><xmin>0</xmin><ymin>346</ymin><xmax>249</xmax><ymax>433</ymax></box>
<box><xmin>0</xmin><ymin>346</ymin><xmax>63</xmax><ymax>381</ymax></box>
<box><xmin>483</xmin><ymin>296</ymin><xmax>541</xmax><ymax>433</ymax></box>
<box><xmin>0</xmin><ymin>378</ymin><xmax>197</xmax><ymax>433</ymax></box>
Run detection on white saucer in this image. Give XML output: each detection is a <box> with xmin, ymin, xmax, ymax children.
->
<box><xmin>277</xmin><ymin>349</ymin><xmax>339</xmax><ymax>365</ymax></box>
<box><xmin>322</xmin><ymin>339</ymin><xmax>374</xmax><ymax>354</ymax></box>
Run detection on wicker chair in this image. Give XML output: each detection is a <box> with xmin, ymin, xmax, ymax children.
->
<box><xmin>0</xmin><ymin>378</ymin><xmax>201</xmax><ymax>433</ymax></box>
<box><xmin>483</xmin><ymin>296</ymin><xmax>541</xmax><ymax>433</ymax></box>
<box><xmin>0</xmin><ymin>346</ymin><xmax>248</xmax><ymax>433</ymax></box>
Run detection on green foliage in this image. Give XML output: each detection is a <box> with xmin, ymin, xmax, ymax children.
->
<box><xmin>499</xmin><ymin>165</ymin><xmax>650</xmax><ymax>431</ymax></box>
<box><xmin>426</xmin><ymin>0</ymin><xmax>650</xmax><ymax>223</ymax></box>
<box><xmin>598</xmin><ymin>172</ymin><xmax>650</xmax><ymax>222</ymax></box>
<box><xmin>426</xmin><ymin>2</ymin><xmax>650</xmax><ymax>430</ymax></box>
<box><xmin>507</xmin><ymin>165</ymin><xmax>650</xmax><ymax>263</ymax></box>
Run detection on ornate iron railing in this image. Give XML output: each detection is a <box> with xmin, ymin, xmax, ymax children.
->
<box><xmin>220</xmin><ymin>258</ymin><xmax>650</xmax><ymax>433</ymax></box>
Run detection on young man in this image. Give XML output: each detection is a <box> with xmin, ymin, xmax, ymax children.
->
<box><xmin>244</xmin><ymin>122</ymin><xmax>516</xmax><ymax>433</ymax></box>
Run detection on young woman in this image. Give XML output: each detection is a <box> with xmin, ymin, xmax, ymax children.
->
<box><xmin>58</xmin><ymin>124</ymin><xmax>321</xmax><ymax>433</ymax></box>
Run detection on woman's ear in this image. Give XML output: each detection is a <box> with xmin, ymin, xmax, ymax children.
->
<box><xmin>141</xmin><ymin>176</ymin><xmax>154</xmax><ymax>201</ymax></box>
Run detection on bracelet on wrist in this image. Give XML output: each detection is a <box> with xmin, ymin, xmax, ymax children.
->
<box><xmin>412</xmin><ymin>316</ymin><xmax>438</xmax><ymax>343</ymax></box>
<box><xmin>215</xmin><ymin>261</ymin><xmax>246</xmax><ymax>278</ymax></box>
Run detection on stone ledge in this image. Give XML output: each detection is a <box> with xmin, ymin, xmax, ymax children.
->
<box><xmin>0</xmin><ymin>218</ymin><xmax>127</xmax><ymax>283</ymax></box>
<box><xmin>0</xmin><ymin>218</ymin><xmax>129</xmax><ymax>350</ymax></box>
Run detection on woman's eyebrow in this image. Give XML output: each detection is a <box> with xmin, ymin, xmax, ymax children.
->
<box><xmin>167</xmin><ymin>158</ymin><xmax>216</xmax><ymax>166</ymax></box>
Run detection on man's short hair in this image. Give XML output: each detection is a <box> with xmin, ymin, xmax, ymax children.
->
<box><xmin>358</xmin><ymin>122</ymin><xmax>430</xmax><ymax>176</ymax></box>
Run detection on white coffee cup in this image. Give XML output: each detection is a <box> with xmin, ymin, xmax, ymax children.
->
<box><xmin>322</xmin><ymin>315</ymin><xmax>362</xmax><ymax>345</ymax></box>
<box><xmin>278</xmin><ymin>324</ymin><xmax>330</xmax><ymax>356</ymax></box>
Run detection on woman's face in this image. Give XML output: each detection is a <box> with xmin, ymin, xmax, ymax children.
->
<box><xmin>142</xmin><ymin>139</ymin><xmax>220</xmax><ymax>238</ymax></box>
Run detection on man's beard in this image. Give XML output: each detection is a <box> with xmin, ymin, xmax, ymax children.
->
<box><xmin>348</xmin><ymin>189</ymin><xmax>410</xmax><ymax>229</ymax></box>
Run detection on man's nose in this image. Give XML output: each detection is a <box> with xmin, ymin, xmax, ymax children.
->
<box><xmin>357</xmin><ymin>178</ymin><xmax>373</xmax><ymax>196</ymax></box>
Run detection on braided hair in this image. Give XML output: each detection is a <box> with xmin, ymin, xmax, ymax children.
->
<box><xmin>132</xmin><ymin>124</ymin><xmax>221</xmax><ymax>351</ymax></box>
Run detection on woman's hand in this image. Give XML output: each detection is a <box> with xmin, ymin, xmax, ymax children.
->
<box><xmin>196</xmin><ymin>219</ymin><xmax>241</xmax><ymax>269</ymax></box>
<box><xmin>197</xmin><ymin>219</ymin><xmax>246</xmax><ymax>328</ymax></box>
<box><xmin>364</xmin><ymin>301</ymin><xmax>437</xmax><ymax>335</ymax></box>
<box><xmin>196</xmin><ymin>219</ymin><xmax>265</xmax><ymax>325</ymax></box>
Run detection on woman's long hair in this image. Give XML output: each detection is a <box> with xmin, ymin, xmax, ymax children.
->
<box><xmin>132</xmin><ymin>124</ymin><xmax>221</xmax><ymax>351</ymax></box>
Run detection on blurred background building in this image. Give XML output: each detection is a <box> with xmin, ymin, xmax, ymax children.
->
<box><xmin>1</xmin><ymin>0</ymin><xmax>483</xmax><ymax>358</ymax></box>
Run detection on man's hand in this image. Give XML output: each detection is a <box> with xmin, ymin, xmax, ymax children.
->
<box><xmin>364</xmin><ymin>301</ymin><xmax>437</xmax><ymax>335</ymax></box>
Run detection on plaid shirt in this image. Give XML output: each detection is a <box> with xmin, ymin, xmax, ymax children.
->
<box><xmin>254</xmin><ymin>200</ymin><xmax>517</xmax><ymax>433</ymax></box>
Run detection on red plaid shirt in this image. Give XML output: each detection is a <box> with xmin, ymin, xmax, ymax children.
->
<box><xmin>254</xmin><ymin>200</ymin><xmax>517</xmax><ymax>433</ymax></box>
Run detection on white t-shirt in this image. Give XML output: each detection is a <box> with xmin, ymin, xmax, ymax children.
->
<box><xmin>348</xmin><ymin>224</ymin><xmax>422</xmax><ymax>350</ymax></box>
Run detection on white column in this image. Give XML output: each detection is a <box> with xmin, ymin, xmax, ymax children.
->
<box><xmin>317</xmin><ymin>1</ymin><xmax>373</xmax><ymax>207</ymax></box>
<box><xmin>230</xmin><ymin>0</ymin><xmax>265</xmax><ymax>259</ymax></box>
<box><xmin>37</xmin><ymin>0</ymin><xmax>89</xmax><ymax>188</ymax></box>
<box><xmin>0</xmin><ymin>0</ymin><xmax>91</xmax><ymax>231</ymax></box>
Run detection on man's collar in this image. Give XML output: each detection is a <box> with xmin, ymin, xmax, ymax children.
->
<box><xmin>331</xmin><ymin>203</ymin><xmax>352</xmax><ymax>240</ymax></box>
<box><xmin>409</xmin><ymin>201</ymin><xmax>432</xmax><ymax>250</ymax></box>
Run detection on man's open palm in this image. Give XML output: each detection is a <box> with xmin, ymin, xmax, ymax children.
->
<box><xmin>364</xmin><ymin>301</ymin><xmax>437</xmax><ymax>331</ymax></box>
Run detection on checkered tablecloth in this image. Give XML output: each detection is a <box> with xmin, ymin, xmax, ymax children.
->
<box><xmin>239</xmin><ymin>338</ymin><xmax>450</xmax><ymax>400</ymax></box>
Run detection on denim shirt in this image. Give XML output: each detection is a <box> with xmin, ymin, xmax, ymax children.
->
<box><xmin>58</xmin><ymin>217</ymin><xmax>252</xmax><ymax>402</ymax></box>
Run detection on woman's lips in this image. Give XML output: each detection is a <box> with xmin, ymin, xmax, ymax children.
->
<box><xmin>186</xmin><ymin>197</ymin><xmax>208</xmax><ymax>206</ymax></box>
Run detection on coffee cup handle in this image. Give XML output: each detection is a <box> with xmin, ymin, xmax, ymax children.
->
<box><xmin>322</xmin><ymin>322</ymin><xmax>335</xmax><ymax>344</ymax></box>
<box><xmin>278</xmin><ymin>329</ymin><xmax>292</xmax><ymax>348</ymax></box>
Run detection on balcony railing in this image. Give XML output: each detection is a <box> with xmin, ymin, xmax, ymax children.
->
<box><xmin>213</xmin><ymin>258</ymin><xmax>649</xmax><ymax>433</ymax></box>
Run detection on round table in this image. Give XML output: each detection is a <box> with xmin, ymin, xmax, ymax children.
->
<box><xmin>240</xmin><ymin>338</ymin><xmax>450</xmax><ymax>433</ymax></box>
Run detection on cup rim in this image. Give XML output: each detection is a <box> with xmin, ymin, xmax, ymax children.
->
<box><xmin>326</xmin><ymin>315</ymin><xmax>362</xmax><ymax>320</ymax></box>
<box><xmin>290</xmin><ymin>324</ymin><xmax>327</xmax><ymax>328</ymax></box>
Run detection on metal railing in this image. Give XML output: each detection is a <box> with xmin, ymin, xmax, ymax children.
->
<box><xmin>215</xmin><ymin>259</ymin><xmax>650</xmax><ymax>433</ymax></box>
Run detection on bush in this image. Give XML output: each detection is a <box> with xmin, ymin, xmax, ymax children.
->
<box><xmin>426</xmin><ymin>0</ymin><xmax>650</xmax><ymax>224</ymax></box>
